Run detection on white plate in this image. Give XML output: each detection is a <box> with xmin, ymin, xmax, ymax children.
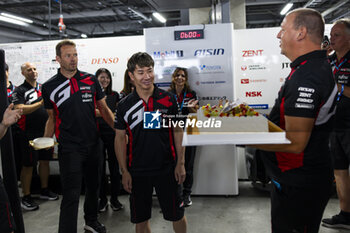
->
<box><xmin>32</xmin><ymin>137</ymin><xmax>54</xmax><ymax>149</ymax></box>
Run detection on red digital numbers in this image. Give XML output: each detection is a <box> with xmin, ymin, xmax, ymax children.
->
<box><xmin>180</xmin><ymin>31</ymin><xmax>198</xmax><ymax>39</ymax></box>
<box><xmin>175</xmin><ymin>29</ymin><xmax>204</xmax><ymax>40</ymax></box>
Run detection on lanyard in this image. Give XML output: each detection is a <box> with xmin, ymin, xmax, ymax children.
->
<box><xmin>175</xmin><ymin>91</ymin><xmax>186</xmax><ymax>112</ymax></box>
<box><xmin>7</xmin><ymin>85</ymin><xmax>15</xmax><ymax>97</ymax></box>
<box><xmin>335</xmin><ymin>58</ymin><xmax>348</xmax><ymax>101</ymax></box>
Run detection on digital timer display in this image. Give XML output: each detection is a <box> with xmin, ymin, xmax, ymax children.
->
<box><xmin>174</xmin><ymin>29</ymin><xmax>204</xmax><ymax>40</ymax></box>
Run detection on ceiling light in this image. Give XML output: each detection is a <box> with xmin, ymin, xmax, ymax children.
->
<box><xmin>0</xmin><ymin>15</ymin><xmax>28</xmax><ymax>26</ymax></box>
<box><xmin>81</xmin><ymin>33</ymin><xmax>87</xmax><ymax>38</ymax></box>
<box><xmin>280</xmin><ymin>3</ymin><xmax>293</xmax><ymax>15</ymax></box>
<box><xmin>152</xmin><ymin>12</ymin><xmax>166</xmax><ymax>23</ymax></box>
<box><xmin>1</xmin><ymin>12</ymin><xmax>33</xmax><ymax>24</ymax></box>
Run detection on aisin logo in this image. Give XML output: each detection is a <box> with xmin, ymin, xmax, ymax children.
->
<box><xmin>143</xmin><ymin>110</ymin><xmax>162</xmax><ymax>129</ymax></box>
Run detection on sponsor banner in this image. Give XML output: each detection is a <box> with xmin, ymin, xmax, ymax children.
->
<box><xmin>0</xmin><ymin>36</ymin><xmax>145</xmax><ymax>92</ymax></box>
<box><xmin>145</xmin><ymin>23</ymin><xmax>234</xmax><ymax>106</ymax></box>
<box><xmin>155</xmin><ymin>82</ymin><xmax>172</xmax><ymax>88</ymax></box>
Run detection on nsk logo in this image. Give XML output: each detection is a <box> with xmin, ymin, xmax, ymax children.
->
<box><xmin>153</xmin><ymin>50</ymin><xmax>184</xmax><ymax>59</ymax></box>
<box><xmin>242</xmin><ymin>49</ymin><xmax>263</xmax><ymax>57</ymax></box>
<box><xmin>194</xmin><ymin>48</ymin><xmax>224</xmax><ymax>56</ymax></box>
<box><xmin>246</xmin><ymin>91</ymin><xmax>262</xmax><ymax>97</ymax></box>
<box><xmin>91</xmin><ymin>57</ymin><xmax>119</xmax><ymax>65</ymax></box>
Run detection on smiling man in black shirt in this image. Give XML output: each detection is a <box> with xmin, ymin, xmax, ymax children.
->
<box><xmin>114</xmin><ymin>52</ymin><xmax>187</xmax><ymax>233</ymax></box>
<box><xmin>254</xmin><ymin>8</ymin><xmax>337</xmax><ymax>233</ymax></box>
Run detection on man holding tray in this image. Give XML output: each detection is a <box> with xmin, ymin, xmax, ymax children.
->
<box><xmin>254</xmin><ymin>8</ymin><xmax>337</xmax><ymax>233</ymax></box>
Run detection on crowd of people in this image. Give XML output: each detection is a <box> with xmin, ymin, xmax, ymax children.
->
<box><xmin>0</xmin><ymin>6</ymin><xmax>349</xmax><ymax>233</ymax></box>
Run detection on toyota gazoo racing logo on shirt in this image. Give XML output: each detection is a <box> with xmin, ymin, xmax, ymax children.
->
<box><xmin>194</xmin><ymin>48</ymin><xmax>224</xmax><ymax>56</ymax></box>
<box><xmin>143</xmin><ymin>110</ymin><xmax>221</xmax><ymax>129</ymax></box>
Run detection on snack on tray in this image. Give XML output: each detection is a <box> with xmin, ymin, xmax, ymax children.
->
<box><xmin>201</xmin><ymin>100</ymin><xmax>260</xmax><ymax>117</ymax></box>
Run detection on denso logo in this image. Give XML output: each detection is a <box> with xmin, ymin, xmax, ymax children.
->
<box><xmin>242</xmin><ymin>50</ymin><xmax>263</xmax><ymax>57</ymax></box>
<box><xmin>246</xmin><ymin>91</ymin><xmax>262</xmax><ymax>97</ymax></box>
<box><xmin>91</xmin><ymin>57</ymin><xmax>119</xmax><ymax>65</ymax></box>
<box><xmin>194</xmin><ymin>48</ymin><xmax>224</xmax><ymax>56</ymax></box>
<box><xmin>153</xmin><ymin>50</ymin><xmax>183</xmax><ymax>59</ymax></box>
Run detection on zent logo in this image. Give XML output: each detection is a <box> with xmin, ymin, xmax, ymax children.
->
<box><xmin>144</xmin><ymin>110</ymin><xmax>161</xmax><ymax>129</ymax></box>
<box><xmin>242</xmin><ymin>50</ymin><xmax>263</xmax><ymax>57</ymax></box>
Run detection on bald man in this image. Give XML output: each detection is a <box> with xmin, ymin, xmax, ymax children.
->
<box><xmin>12</xmin><ymin>62</ymin><xmax>58</xmax><ymax>211</ymax></box>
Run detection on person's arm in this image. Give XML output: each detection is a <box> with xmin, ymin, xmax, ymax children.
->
<box><xmin>339</xmin><ymin>84</ymin><xmax>350</xmax><ymax>98</ymax></box>
<box><xmin>254</xmin><ymin>115</ymin><xmax>314</xmax><ymax>153</ymax></box>
<box><xmin>114</xmin><ymin>129</ymin><xmax>132</xmax><ymax>193</ymax></box>
<box><xmin>0</xmin><ymin>103</ymin><xmax>22</xmax><ymax>139</ymax></box>
<box><xmin>173</xmin><ymin>124</ymin><xmax>186</xmax><ymax>184</ymax></box>
<box><xmin>43</xmin><ymin>109</ymin><xmax>56</xmax><ymax>137</ymax></box>
<box><xmin>14</xmin><ymin>99</ymin><xmax>43</xmax><ymax>115</ymax></box>
<box><xmin>96</xmin><ymin>97</ymin><xmax>115</xmax><ymax>129</ymax></box>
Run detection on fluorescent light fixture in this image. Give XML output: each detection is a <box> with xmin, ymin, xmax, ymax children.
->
<box><xmin>1</xmin><ymin>12</ymin><xmax>33</xmax><ymax>24</ymax></box>
<box><xmin>81</xmin><ymin>33</ymin><xmax>87</xmax><ymax>38</ymax></box>
<box><xmin>152</xmin><ymin>12</ymin><xmax>166</xmax><ymax>23</ymax></box>
<box><xmin>280</xmin><ymin>3</ymin><xmax>293</xmax><ymax>15</ymax></box>
<box><xmin>0</xmin><ymin>15</ymin><xmax>28</xmax><ymax>26</ymax></box>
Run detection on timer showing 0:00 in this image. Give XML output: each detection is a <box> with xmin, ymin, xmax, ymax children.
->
<box><xmin>174</xmin><ymin>29</ymin><xmax>204</xmax><ymax>40</ymax></box>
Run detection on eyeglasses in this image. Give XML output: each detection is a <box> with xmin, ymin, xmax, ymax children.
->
<box><xmin>175</xmin><ymin>74</ymin><xmax>186</xmax><ymax>78</ymax></box>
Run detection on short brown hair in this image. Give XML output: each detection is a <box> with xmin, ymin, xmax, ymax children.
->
<box><xmin>333</xmin><ymin>18</ymin><xmax>350</xmax><ymax>35</ymax></box>
<box><xmin>127</xmin><ymin>52</ymin><xmax>154</xmax><ymax>74</ymax></box>
<box><xmin>288</xmin><ymin>8</ymin><xmax>324</xmax><ymax>44</ymax></box>
<box><xmin>56</xmin><ymin>39</ymin><xmax>76</xmax><ymax>57</ymax></box>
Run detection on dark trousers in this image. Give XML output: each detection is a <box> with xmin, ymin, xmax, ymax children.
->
<box><xmin>58</xmin><ymin>141</ymin><xmax>103</xmax><ymax>233</ymax></box>
<box><xmin>271</xmin><ymin>180</ymin><xmax>332</xmax><ymax>233</ymax></box>
<box><xmin>183</xmin><ymin>146</ymin><xmax>196</xmax><ymax>196</ymax></box>
<box><xmin>99</xmin><ymin>133</ymin><xmax>120</xmax><ymax>202</ymax></box>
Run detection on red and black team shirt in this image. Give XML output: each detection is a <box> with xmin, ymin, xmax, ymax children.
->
<box><xmin>12</xmin><ymin>80</ymin><xmax>47</xmax><ymax>137</ymax></box>
<box><xmin>97</xmin><ymin>91</ymin><xmax>120</xmax><ymax>136</ymax></box>
<box><xmin>261</xmin><ymin>50</ymin><xmax>337</xmax><ymax>187</ymax></box>
<box><xmin>329</xmin><ymin>50</ymin><xmax>350</xmax><ymax>130</ymax></box>
<box><xmin>42</xmin><ymin>69</ymin><xmax>105</xmax><ymax>149</ymax></box>
<box><xmin>115</xmin><ymin>85</ymin><xmax>179</xmax><ymax>176</ymax></box>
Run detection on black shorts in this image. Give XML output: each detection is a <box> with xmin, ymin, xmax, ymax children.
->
<box><xmin>271</xmin><ymin>180</ymin><xmax>332</xmax><ymax>233</ymax></box>
<box><xmin>18</xmin><ymin>131</ymin><xmax>53</xmax><ymax>167</ymax></box>
<box><xmin>130</xmin><ymin>171</ymin><xmax>184</xmax><ymax>223</ymax></box>
<box><xmin>330</xmin><ymin>131</ymin><xmax>350</xmax><ymax>170</ymax></box>
<box><xmin>0</xmin><ymin>177</ymin><xmax>15</xmax><ymax>233</ymax></box>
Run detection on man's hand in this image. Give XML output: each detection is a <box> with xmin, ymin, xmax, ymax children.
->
<box><xmin>174</xmin><ymin>163</ymin><xmax>186</xmax><ymax>184</ymax></box>
<box><xmin>122</xmin><ymin>171</ymin><xmax>132</xmax><ymax>193</ymax></box>
<box><xmin>2</xmin><ymin>103</ymin><xmax>22</xmax><ymax>127</ymax></box>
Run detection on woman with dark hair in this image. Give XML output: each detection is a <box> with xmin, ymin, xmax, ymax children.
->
<box><xmin>95</xmin><ymin>68</ymin><xmax>123</xmax><ymax>212</ymax></box>
<box><xmin>119</xmin><ymin>69</ymin><xmax>134</xmax><ymax>99</ymax></box>
<box><xmin>169</xmin><ymin>67</ymin><xmax>199</xmax><ymax>207</ymax></box>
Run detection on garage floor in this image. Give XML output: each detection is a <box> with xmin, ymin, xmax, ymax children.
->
<box><xmin>22</xmin><ymin>182</ymin><xmax>347</xmax><ymax>233</ymax></box>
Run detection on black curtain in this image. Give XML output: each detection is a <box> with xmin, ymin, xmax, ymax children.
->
<box><xmin>0</xmin><ymin>49</ymin><xmax>25</xmax><ymax>233</ymax></box>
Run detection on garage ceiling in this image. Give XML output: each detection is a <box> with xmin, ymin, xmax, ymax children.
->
<box><xmin>0</xmin><ymin>0</ymin><xmax>349</xmax><ymax>43</ymax></box>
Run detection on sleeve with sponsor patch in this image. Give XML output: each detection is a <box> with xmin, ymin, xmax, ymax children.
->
<box><xmin>284</xmin><ymin>74</ymin><xmax>322</xmax><ymax>118</ymax></box>
<box><xmin>12</xmin><ymin>87</ymin><xmax>25</xmax><ymax>105</ymax></box>
<box><xmin>114</xmin><ymin>104</ymin><xmax>126</xmax><ymax>130</ymax></box>
<box><xmin>94</xmin><ymin>76</ymin><xmax>105</xmax><ymax>101</ymax></box>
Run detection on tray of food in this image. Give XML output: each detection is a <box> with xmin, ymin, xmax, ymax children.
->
<box><xmin>182</xmin><ymin>100</ymin><xmax>290</xmax><ymax>146</ymax></box>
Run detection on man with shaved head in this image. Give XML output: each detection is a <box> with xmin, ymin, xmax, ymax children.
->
<box><xmin>12</xmin><ymin>62</ymin><xmax>58</xmax><ymax>211</ymax></box>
